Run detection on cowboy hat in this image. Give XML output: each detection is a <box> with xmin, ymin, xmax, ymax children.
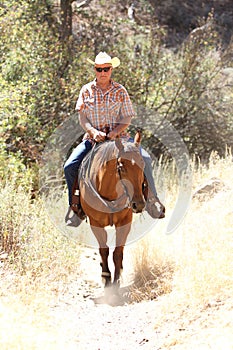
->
<box><xmin>87</xmin><ymin>52</ymin><xmax>120</xmax><ymax>68</ymax></box>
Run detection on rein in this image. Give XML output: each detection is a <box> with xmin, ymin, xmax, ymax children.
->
<box><xmin>116</xmin><ymin>156</ymin><xmax>132</xmax><ymax>203</ymax></box>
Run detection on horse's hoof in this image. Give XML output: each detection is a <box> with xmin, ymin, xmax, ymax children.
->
<box><xmin>112</xmin><ymin>280</ymin><xmax>120</xmax><ymax>292</ymax></box>
<box><xmin>108</xmin><ymin>294</ymin><xmax>123</xmax><ymax>306</ymax></box>
<box><xmin>101</xmin><ymin>271</ymin><xmax>111</xmax><ymax>287</ymax></box>
<box><xmin>104</xmin><ymin>279</ymin><xmax>112</xmax><ymax>288</ymax></box>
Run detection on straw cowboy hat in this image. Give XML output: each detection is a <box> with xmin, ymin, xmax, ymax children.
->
<box><xmin>87</xmin><ymin>52</ymin><xmax>120</xmax><ymax>68</ymax></box>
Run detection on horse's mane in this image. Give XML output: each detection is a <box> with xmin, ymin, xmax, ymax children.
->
<box><xmin>93</xmin><ymin>141</ymin><xmax>117</xmax><ymax>170</ymax></box>
<box><xmin>93</xmin><ymin>140</ymin><xmax>140</xmax><ymax>170</ymax></box>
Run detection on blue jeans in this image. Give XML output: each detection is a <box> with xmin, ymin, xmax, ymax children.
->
<box><xmin>140</xmin><ymin>147</ymin><xmax>158</xmax><ymax>197</ymax></box>
<box><xmin>64</xmin><ymin>139</ymin><xmax>157</xmax><ymax>205</ymax></box>
<box><xmin>128</xmin><ymin>138</ymin><xmax>157</xmax><ymax>198</ymax></box>
<box><xmin>64</xmin><ymin>139</ymin><xmax>93</xmax><ymax>205</ymax></box>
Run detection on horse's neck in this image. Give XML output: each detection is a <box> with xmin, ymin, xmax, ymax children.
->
<box><xmin>95</xmin><ymin>160</ymin><xmax>122</xmax><ymax>201</ymax></box>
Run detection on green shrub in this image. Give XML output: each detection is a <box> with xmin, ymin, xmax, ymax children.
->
<box><xmin>0</xmin><ymin>180</ymin><xmax>81</xmax><ymax>279</ymax></box>
<box><xmin>0</xmin><ymin>1</ymin><xmax>232</xmax><ymax>189</ymax></box>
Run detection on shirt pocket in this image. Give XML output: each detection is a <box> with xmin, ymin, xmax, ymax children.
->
<box><xmin>108</xmin><ymin>99</ymin><xmax>121</xmax><ymax>116</ymax></box>
<box><xmin>84</xmin><ymin>96</ymin><xmax>95</xmax><ymax>111</ymax></box>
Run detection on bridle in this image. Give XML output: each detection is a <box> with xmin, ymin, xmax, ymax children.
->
<box><xmin>116</xmin><ymin>156</ymin><xmax>132</xmax><ymax>204</ymax></box>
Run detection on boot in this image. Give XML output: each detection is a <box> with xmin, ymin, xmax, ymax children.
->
<box><xmin>146</xmin><ymin>190</ymin><xmax>165</xmax><ymax>219</ymax></box>
<box><xmin>65</xmin><ymin>206</ymin><xmax>83</xmax><ymax>227</ymax></box>
<box><xmin>142</xmin><ymin>179</ymin><xmax>165</xmax><ymax>219</ymax></box>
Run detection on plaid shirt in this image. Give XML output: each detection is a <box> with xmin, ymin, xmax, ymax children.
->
<box><xmin>75</xmin><ymin>79</ymin><xmax>135</xmax><ymax>136</ymax></box>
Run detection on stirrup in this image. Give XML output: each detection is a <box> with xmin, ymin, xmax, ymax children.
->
<box><xmin>71</xmin><ymin>203</ymin><xmax>86</xmax><ymax>220</ymax></box>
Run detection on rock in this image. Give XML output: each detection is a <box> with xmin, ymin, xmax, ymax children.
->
<box><xmin>193</xmin><ymin>177</ymin><xmax>228</xmax><ymax>201</ymax></box>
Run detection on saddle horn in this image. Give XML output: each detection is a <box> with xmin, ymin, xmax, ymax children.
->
<box><xmin>115</xmin><ymin>137</ymin><xmax>124</xmax><ymax>153</ymax></box>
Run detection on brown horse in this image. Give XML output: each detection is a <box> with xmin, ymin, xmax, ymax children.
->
<box><xmin>79</xmin><ymin>132</ymin><xmax>145</xmax><ymax>289</ymax></box>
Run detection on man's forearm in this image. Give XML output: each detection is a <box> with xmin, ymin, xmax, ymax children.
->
<box><xmin>79</xmin><ymin>112</ymin><xmax>95</xmax><ymax>137</ymax></box>
<box><xmin>111</xmin><ymin>116</ymin><xmax>132</xmax><ymax>135</ymax></box>
<box><xmin>112</xmin><ymin>123</ymin><xmax>130</xmax><ymax>135</ymax></box>
<box><xmin>79</xmin><ymin>112</ymin><xmax>106</xmax><ymax>141</ymax></box>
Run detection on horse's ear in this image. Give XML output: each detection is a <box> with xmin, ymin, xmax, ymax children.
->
<box><xmin>115</xmin><ymin>137</ymin><xmax>124</xmax><ymax>153</ymax></box>
<box><xmin>134</xmin><ymin>129</ymin><xmax>142</xmax><ymax>147</ymax></box>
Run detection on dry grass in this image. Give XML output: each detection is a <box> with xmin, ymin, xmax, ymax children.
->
<box><xmin>0</xmin><ymin>182</ymin><xmax>83</xmax><ymax>349</ymax></box>
<box><xmin>0</xmin><ymin>182</ymin><xmax>82</xmax><ymax>298</ymax></box>
<box><xmin>131</xmin><ymin>149</ymin><xmax>233</xmax><ymax>306</ymax></box>
<box><xmin>126</xmin><ymin>235</ymin><xmax>175</xmax><ymax>302</ymax></box>
<box><xmin>126</xmin><ymin>150</ymin><xmax>233</xmax><ymax>348</ymax></box>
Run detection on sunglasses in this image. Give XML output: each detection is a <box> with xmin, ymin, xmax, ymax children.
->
<box><xmin>95</xmin><ymin>67</ymin><xmax>112</xmax><ymax>72</ymax></box>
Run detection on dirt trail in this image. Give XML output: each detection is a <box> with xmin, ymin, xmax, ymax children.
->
<box><xmin>47</xmin><ymin>248</ymin><xmax>157</xmax><ymax>349</ymax></box>
<box><xmin>49</xmin><ymin>288</ymin><xmax>160</xmax><ymax>349</ymax></box>
<box><xmin>44</xmin><ymin>249</ymin><xmax>233</xmax><ymax>350</ymax></box>
<box><xmin>0</xmin><ymin>249</ymin><xmax>233</xmax><ymax>349</ymax></box>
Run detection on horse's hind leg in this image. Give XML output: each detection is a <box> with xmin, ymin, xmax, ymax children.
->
<box><xmin>90</xmin><ymin>225</ymin><xmax>111</xmax><ymax>287</ymax></box>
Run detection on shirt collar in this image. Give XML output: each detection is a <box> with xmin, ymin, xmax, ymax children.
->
<box><xmin>91</xmin><ymin>79</ymin><xmax>116</xmax><ymax>90</ymax></box>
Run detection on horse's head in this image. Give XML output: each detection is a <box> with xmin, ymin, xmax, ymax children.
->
<box><xmin>116</xmin><ymin>133</ymin><xmax>145</xmax><ymax>213</ymax></box>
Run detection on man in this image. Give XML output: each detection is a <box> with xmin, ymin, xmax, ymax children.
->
<box><xmin>64</xmin><ymin>52</ymin><xmax>165</xmax><ymax>223</ymax></box>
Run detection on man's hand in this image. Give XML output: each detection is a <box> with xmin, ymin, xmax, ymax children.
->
<box><xmin>107</xmin><ymin>129</ymin><xmax>118</xmax><ymax>140</ymax></box>
<box><xmin>79</xmin><ymin>113</ymin><xmax>106</xmax><ymax>142</ymax></box>
<box><xmin>92</xmin><ymin>129</ymin><xmax>106</xmax><ymax>142</ymax></box>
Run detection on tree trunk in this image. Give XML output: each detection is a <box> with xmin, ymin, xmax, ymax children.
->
<box><xmin>60</xmin><ymin>0</ymin><xmax>72</xmax><ymax>41</ymax></box>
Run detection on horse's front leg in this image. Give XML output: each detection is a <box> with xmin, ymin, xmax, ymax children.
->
<box><xmin>113</xmin><ymin>245</ymin><xmax>124</xmax><ymax>287</ymax></box>
<box><xmin>113</xmin><ymin>220</ymin><xmax>132</xmax><ymax>288</ymax></box>
<box><xmin>90</xmin><ymin>224</ymin><xmax>111</xmax><ymax>287</ymax></box>
<box><xmin>99</xmin><ymin>246</ymin><xmax>111</xmax><ymax>287</ymax></box>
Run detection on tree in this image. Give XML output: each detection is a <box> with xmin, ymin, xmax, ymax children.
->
<box><xmin>60</xmin><ymin>0</ymin><xmax>94</xmax><ymax>41</ymax></box>
<box><xmin>60</xmin><ymin>0</ymin><xmax>73</xmax><ymax>41</ymax></box>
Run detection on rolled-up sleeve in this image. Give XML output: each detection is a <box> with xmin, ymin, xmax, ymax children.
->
<box><xmin>119</xmin><ymin>88</ymin><xmax>135</xmax><ymax>123</ymax></box>
<box><xmin>75</xmin><ymin>86</ymin><xmax>85</xmax><ymax>111</ymax></box>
